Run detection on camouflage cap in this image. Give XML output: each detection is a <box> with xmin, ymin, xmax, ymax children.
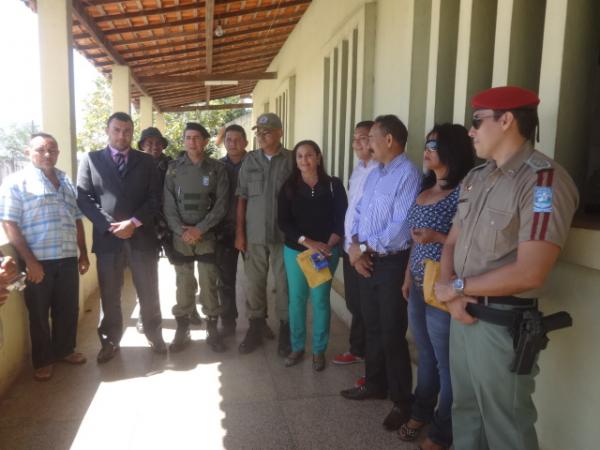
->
<box><xmin>252</xmin><ymin>113</ymin><xmax>283</xmax><ymax>130</ymax></box>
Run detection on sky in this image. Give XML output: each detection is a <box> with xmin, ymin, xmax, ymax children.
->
<box><xmin>0</xmin><ymin>1</ymin><xmax>100</xmax><ymax>130</ymax></box>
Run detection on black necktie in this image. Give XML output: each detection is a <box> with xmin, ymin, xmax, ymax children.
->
<box><xmin>115</xmin><ymin>153</ymin><xmax>126</xmax><ymax>178</ymax></box>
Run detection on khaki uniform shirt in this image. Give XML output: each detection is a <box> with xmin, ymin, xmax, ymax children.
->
<box><xmin>454</xmin><ymin>141</ymin><xmax>579</xmax><ymax>298</ymax></box>
<box><xmin>236</xmin><ymin>146</ymin><xmax>293</xmax><ymax>245</ymax></box>
<box><xmin>163</xmin><ymin>153</ymin><xmax>229</xmax><ymax>255</ymax></box>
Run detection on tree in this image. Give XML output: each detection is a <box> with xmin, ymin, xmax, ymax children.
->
<box><xmin>0</xmin><ymin>121</ymin><xmax>37</xmax><ymax>161</ymax></box>
<box><xmin>77</xmin><ymin>76</ymin><xmax>112</xmax><ymax>153</ymax></box>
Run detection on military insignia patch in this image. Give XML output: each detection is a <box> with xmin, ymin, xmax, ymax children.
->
<box><xmin>202</xmin><ymin>175</ymin><xmax>210</xmax><ymax>186</ymax></box>
<box><xmin>533</xmin><ymin>186</ymin><xmax>553</xmax><ymax>213</ymax></box>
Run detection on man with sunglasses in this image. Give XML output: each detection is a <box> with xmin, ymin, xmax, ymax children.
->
<box><xmin>435</xmin><ymin>86</ymin><xmax>578</xmax><ymax>450</ymax></box>
<box><xmin>235</xmin><ymin>113</ymin><xmax>294</xmax><ymax>355</ymax></box>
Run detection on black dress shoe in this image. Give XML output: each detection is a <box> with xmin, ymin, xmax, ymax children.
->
<box><xmin>340</xmin><ymin>384</ymin><xmax>387</xmax><ymax>400</ymax></box>
<box><xmin>96</xmin><ymin>343</ymin><xmax>119</xmax><ymax>364</ymax></box>
<box><xmin>382</xmin><ymin>404</ymin><xmax>410</xmax><ymax>431</ymax></box>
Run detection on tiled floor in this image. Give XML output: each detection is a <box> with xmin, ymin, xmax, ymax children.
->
<box><xmin>0</xmin><ymin>258</ymin><xmax>418</xmax><ymax>450</ymax></box>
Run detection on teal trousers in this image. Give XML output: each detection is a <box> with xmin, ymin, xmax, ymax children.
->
<box><xmin>283</xmin><ymin>245</ymin><xmax>339</xmax><ymax>354</ymax></box>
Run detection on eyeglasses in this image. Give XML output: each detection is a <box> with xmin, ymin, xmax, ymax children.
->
<box><xmin>352</xmin><ymin>136</ymin><xmax>369</xmax><ymax>143</ymax></box>
<box><xmin>424</xmin><ymin>140</ymin><xmax>438</xmax><ymax>152</ymax></box>
<box><xmin>471</xmin><ymin>114</ymin><xmax>496</xmax><ymax>130</ymax></box>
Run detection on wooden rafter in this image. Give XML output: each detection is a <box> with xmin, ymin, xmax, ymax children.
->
<box><xmin>204</xmin><ymin>0</ymin><xmax>215</xmax><ymax>104</ymax></box>
<box><xmin>139</xmin><ymin>72</ymin><xmax>277</xmax><ymax>84</ymax></box>
<box><xmin>71</xmin><ymin>0</ymin><xmax>157</xmax><ymax>109</ymax></box>
<box><xmin>163</xmin><ymin>103</ymin><xmax>253</xmax><ymax>113</ymax></box>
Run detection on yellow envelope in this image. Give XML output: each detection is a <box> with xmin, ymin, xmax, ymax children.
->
<box><xmin>422</xmin><ymin>259</ymin><xmax>449</xmax><ymax>313</ymax></box>
<box><xmin>296</xmin><ymin>249</ymin><xmax>333</xmax><ymax>288</ymax></box>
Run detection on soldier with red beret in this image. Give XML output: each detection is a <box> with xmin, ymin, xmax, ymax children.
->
<box><xmin>434</xmin><ymin>86</ymin><xmax>579</xmax><ymax>450</ymax></box>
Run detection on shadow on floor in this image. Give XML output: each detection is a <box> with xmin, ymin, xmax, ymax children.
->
<box><xmin>0</xmin><ymin>258</ymin><xmax>416</xmax><ymax>450</ymax></box>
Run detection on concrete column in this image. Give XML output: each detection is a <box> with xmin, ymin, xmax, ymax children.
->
<box><xmin>406</xmin><ymin>0</ymin><xmax>432</xmax><ymax>160</ymax></box>
<box><xmin>493</xmin><ymin>0</ymin><xmax>545</xmax><ymax>89</ymax></box>
<box><xmin>155</xmin><ymin>112</ymin><xmax>166</xmax><ymax>133</ymax></box>
<box><xmin>139</xmin><ymin>96</ymin><xmax>153</xmax><ymax>130</ymax></box>
<box><xmin>111</xmin><ymin>65</ymin><xmax>131</xmax><ymax>114</ymax></box>
<box><xmin>37</xmin><ymin>0</ymin><xmax>77</xmax><ymax>179</ymax></box>
<box><xmin>538</xmin><ymin>0</ymin><xmax>599</xmax><ymax>186</ymax></box>
<box><xmin>453</xmin><ymin>0</ymin><xmax>497</xmax><ymax>125</ymax></box>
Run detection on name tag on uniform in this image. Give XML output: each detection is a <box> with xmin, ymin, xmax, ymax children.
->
<box><xmin>202</xmin><ymin>176</ymin><xmax>210</xmax><ymax>186</ymax></box>
<box><xmin>533</xmin><ymin>186</ymin><xmax>553</xmax><ymax>213</ymax></box>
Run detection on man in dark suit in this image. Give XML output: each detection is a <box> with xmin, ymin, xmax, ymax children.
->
<box><xmin>77</xmin><ymin>112</ymin><xmax>166</xmax><ymax>363</ymax></box>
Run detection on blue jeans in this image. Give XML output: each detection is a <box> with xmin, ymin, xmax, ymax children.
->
<box><xmin>283</xmin><ymin>246</ymin><xmax>339</xmax><ymax>354</ymax></box>
<box><xmin>407</xmin><ymin>280</ymin><xmax>452</xmax><ymax>447</ymax></box>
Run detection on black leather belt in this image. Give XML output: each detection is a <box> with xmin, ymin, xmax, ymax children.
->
<box><xmin>476</xmin><ymin>296</ymin><xmax>537</xmax><ymax>308</ymax></box>
<box><xmin>467</xmin><ymin>297</ymin><xmax>538</xmax><ymax>327</ymax></box>
<box><xmin>368</xmin><ymin>248</ymin><xmax>410</xmax><ymax>259</ymax></box>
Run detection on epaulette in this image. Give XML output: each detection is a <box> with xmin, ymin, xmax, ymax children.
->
<box><xmin>525</xmin><ymin>153</ymin><xmax>552</xmax><ymax>172</ymax></box>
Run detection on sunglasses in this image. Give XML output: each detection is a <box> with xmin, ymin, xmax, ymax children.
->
<box><xmin>424</xmin><ymin>140</ymin><xmax>438</xmax><ymax>152</ymax></box>
<box><xmin>471</xmin><ymin>114</ymin><xmax>497</xmax><ymax>130</ymax></box>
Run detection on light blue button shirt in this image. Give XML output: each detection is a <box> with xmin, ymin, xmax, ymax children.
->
<box><xmin>351</xmin><ymin>153</ymin><xmax>421</xmax><ymax>254</ymax></box>
<box><xmin>0</xmin><ymin>164</ymin><xmax>82</xmax><ymax>261</ymax></box>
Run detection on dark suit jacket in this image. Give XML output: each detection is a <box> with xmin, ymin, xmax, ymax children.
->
<box><xmin>77</xmin><ymin>147</ymin><xmax>160</xmax><ymax>254</ymax></box>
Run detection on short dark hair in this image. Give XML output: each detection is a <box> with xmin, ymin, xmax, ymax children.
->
<box><xmin>224</xmin><ymin>124</ymin><xmax>247</xmax><ymax>141</ymax></box>
<box><xmin>184</xmin><ymin>122</ymin><xmax>210</xmax><ymax>139</ymax></box>
<box><xmin>422</xmin><ymin>123</ymin><xmax>475</xmax><ymax>191</ymax></box>
<box><xmin>493</xmin><ymin>109</ymin><xmax>538</xmax><ymax>143</ymax></box>
<box><xmin>355</xmin><ymin>120</ymin><xmax>374</xmax><ymax>131</ymax></box>
<box><xmin>30</xmin><ymin>132</ymin><xmax>57</xmax><ymax>145</ymax></box>
<box><xmin>374</xmin><ymin>115</ymin><xmax>408</xmax><ymax>147</ymax></box>
<box><xmin>107</xmin><ymin>112</ymin><xmax>133</xmax><ymax>127</ymax></box>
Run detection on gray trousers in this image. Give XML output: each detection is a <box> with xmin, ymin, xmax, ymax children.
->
<box><xmin>96</xmin><ymin>241</ymin><xmax>163</xmax><ymax>345</ymax></box>
<box><xmin>450</xmin><ymin>318</ymin><xmax>539</xmax><ymax>450</ymax></box>
<box><xmin>244</xmin><ymin>243</ymin><xmax>289</xmax><ymax>321</ymax></box>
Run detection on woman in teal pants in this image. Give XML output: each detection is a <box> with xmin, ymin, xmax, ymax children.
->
<box><xmin>278</xmin><ymin>140</ymin><xmax>347</xmax><ymax>371</ymax></box>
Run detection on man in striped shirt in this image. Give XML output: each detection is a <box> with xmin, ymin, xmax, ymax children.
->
<box><xmin>0</xmin><ymin>133</ymin><xmax>90</xmax><ymax>381</ymax></box>
<box><xmin>340</xmin><ymin>115</ymin><xmax>421</xmax><ymax>432</ymax></box>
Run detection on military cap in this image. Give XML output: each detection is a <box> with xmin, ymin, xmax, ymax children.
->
<box><xmin>471</xmin><ymin>86</ymin><xmax>540</xmax><ymax>110</ymax></box>
<box><xmin>138</xmin><ymin>127</ymin><xmax>168</xmax><ymax>150</ymax></box>
<box><xmin>252</xmin><ymin>113</ymin><xmax>283</xmax><ymax>130</ymax></box>
<box><xmin>184</xmin><ymin>122</ymin><xmax>210</xmax><ymax>139</ymax></box>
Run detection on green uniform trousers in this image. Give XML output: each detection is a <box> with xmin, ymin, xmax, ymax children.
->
<box><xmin>450</xmin><ymin>317</ymin><xmax>539</xmax><ymax>450</ymax></box>
<box><xmin>244</xmin><ymin>243</ymin><xmax>289</xmax><ymax>321</ymax></box>
<box><xmin>172</xmin><ymin>258</ymin><xmax>220</xmax><ymax>318</ymax></box>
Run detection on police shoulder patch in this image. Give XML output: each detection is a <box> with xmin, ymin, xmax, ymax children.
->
<box><xmin>533</xmin><ymin>186</ymin><xmax>553</xmax><ymax>213</ymax></box>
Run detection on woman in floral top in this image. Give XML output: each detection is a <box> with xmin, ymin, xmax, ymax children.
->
<box><xmin>399</xmin><ymin>124</ymin><xmax>474</xmax><ymax>450</ymax></box>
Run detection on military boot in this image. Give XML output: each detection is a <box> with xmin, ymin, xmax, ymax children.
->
<box><xmin>238</xmin><ymin>318</ymin><xmax>264</xmax><ymax>354</ymax></box>
<box><xmin>220</xmin><ymin>317</ymin><xmax>237</xmax><ymax>338</ymax></box>
<box><xmin>206</xmin><ymin>317</ymin><xmax>227</xmax><ymax>353</ymax></box>
<box><xmin>169</xmin><ymin>316</ymin><xmax>191</xmax><ymax>353</ymax></box>
<box><xmin>278</xmin><ymin>320</ymin><xmax>292</xmax><ymax>357</ymax></box>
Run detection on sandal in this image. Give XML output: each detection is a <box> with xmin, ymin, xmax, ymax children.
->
<box><xmin>398</xmin><ymin>419</ymin><xmax>426</xmax><ymax>441</ymax></box>
<box><xmin>33</xmin><ymin>365</ymin><xmax>53</xmax><ymax>382</ymax></box>
<box><xmin>61</xmin><ymin>352</ymin><xmax>87</xmax><ymax>365</ymax></box>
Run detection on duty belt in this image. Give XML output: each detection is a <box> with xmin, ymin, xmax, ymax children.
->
<box><xmin>467</xmin><ymin>296</ymin><xmax>538</xmax><ymax>327</ymax></box>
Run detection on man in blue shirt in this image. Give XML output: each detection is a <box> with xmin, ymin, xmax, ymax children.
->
<box><xmin>340</xmin><ymin>115</ymin><xmax>421</xmax><ymax>432</ymax></box>
<box><xmin>0</xmin><ymin>133</ymin><xmax>90</xmax><ymax>381</ymax></box>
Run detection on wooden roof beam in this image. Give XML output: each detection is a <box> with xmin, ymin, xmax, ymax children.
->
<box><xmin>204</xmin><ymin>0</ymin><xmax>214</xmax><ymax>105</ymax></box>
<box><xmin>162</xmin><ymin>103</ymin><xmax>252</xmax><ymax>113</ymax></box>
<box><xmin>71</xmin><ymin>0</ymin><xmax>157</xmax><ymax>110</ymax></box>
<box><xmin>139</xmin><ymin>71</ymin><xmax>277</xmax><ymax>84</ymax></box>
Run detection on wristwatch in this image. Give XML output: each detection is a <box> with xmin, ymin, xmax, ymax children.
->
<box><xmin>453</xmin><ymin>277</ymin><xmax>465</xmax><ymax>296</ymax></box>
<box><xmin>359</xmin><ymin>243</ymin><xmax>368</xmax><ymax>253</ymax></box>
<box><xmin>298</xmin><ymin>236</ymin><xmax>307</xmax><ymax>244</ymax></box>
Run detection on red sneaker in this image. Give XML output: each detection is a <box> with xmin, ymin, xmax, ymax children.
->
<box><xmin>333</xmin><ymin>352</ymin><xmax>364</xmax><ymax>365</ymax></box>
<box><xmin>355</xmin><ymin>376</ymin><xmax>366</xmax><ymax>387</ymax></box>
